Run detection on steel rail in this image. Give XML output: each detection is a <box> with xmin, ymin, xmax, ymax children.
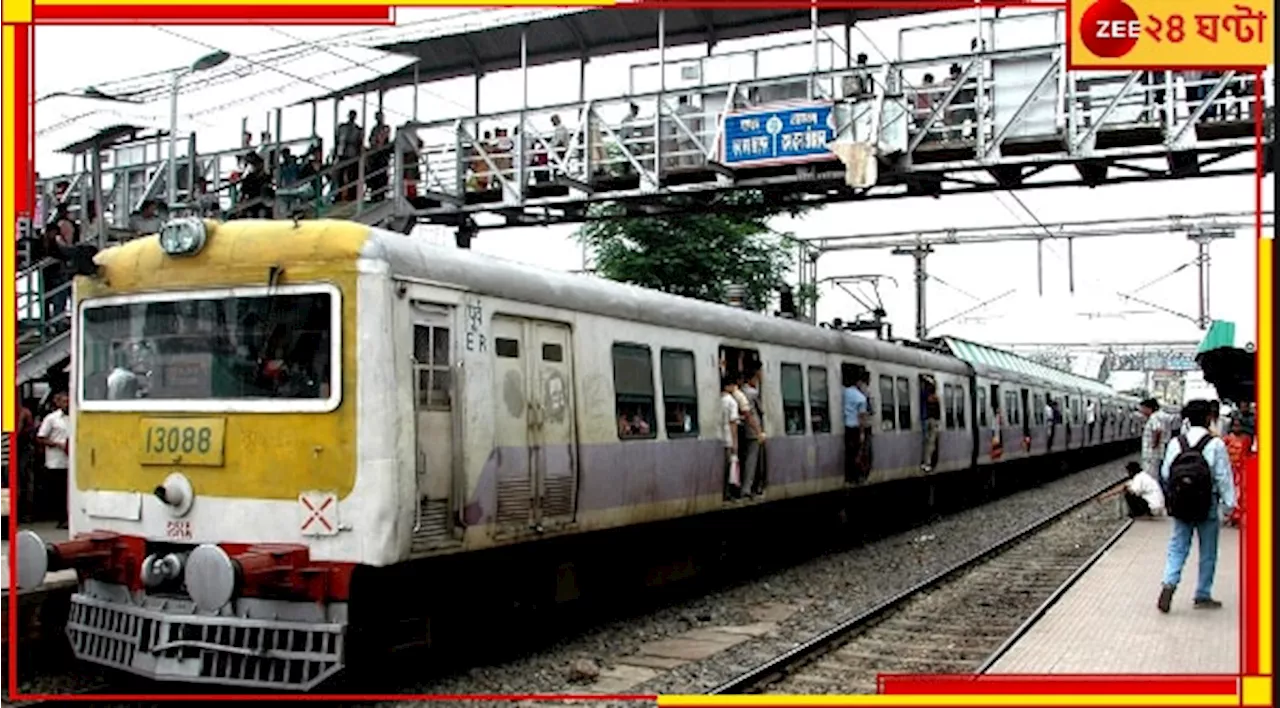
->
<box><xmin>706</xmin><ymin>474</ymin><xmax>1129</xmax><ymax>695</ymax></box>
<box><xmin>974</xmin><ymin>517</ymin><xmax>1134</xmax><ymax>674</ymax></box>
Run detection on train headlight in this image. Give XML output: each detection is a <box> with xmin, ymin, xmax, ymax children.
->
<box><xmin>186</xmin><ymin>544</ymin><xmax>237</xmax><ymax>612</ymax></box>
<box><xmin>158</xmin><ymin>217</ymin><xmax>208</xmax><ymax>257</ymax></box>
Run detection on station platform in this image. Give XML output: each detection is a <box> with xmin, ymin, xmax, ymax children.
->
<box><xmin>1</xmin><ymin>522</ymin><xmax>76</xmax><ymax>596</ymax></box>
<box><xmin>987</xmin><ymin>516</ymin><xmax>1239</xmax><ymax>674</ymax></box>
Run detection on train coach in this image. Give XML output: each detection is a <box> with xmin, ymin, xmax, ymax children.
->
<box><xmin>15</xmin><ymin>218</ymin><xmax>1141</xmax><ymax>690</ymax></box>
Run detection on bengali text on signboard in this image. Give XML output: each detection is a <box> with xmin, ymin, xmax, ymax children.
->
<box><xmin>720</xmin><ymin>103</ymin><xmax>837</xmax><ymax>168</ymax></box>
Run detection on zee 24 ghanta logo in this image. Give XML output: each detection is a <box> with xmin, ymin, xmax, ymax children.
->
<box><xmin>1078</xmin><ymin>0</ymin><xmax>1268</xmax><ymax>59</ymax></box>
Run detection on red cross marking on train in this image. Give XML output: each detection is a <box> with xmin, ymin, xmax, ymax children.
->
<box><xmin>300</xmin><ymin>496</ymin><xmax>334</xmax><ymax>532</ymax></box>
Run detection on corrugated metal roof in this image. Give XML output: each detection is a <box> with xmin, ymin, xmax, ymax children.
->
<box><xmin>941</xmin><ymin>336</ymin><xmax>1115</xmax><ymax>395</ymax></box>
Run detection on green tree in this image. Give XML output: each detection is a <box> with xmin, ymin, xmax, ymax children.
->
<box><xmin>575</xmin><ymin>191</ymin><xmax>815</xmax><ymax>313</ymax></box>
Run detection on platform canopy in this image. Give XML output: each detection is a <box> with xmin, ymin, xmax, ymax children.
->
<box><xmin>37</xmin><ymin>94</ymin><xmax>170</xmax><ymax>154</ymax></box>
<box><xmin>324</xmin><ymin>7</ymin><xmax>931</xmax><ymax>99</ymax></box>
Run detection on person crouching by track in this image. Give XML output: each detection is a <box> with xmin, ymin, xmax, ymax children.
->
<box><xmin>1157</xmin><ymin>399</ymin><xmax>1238</xmax><ymax>613</ymax></box>
<box><xmin>721</xmin><ymin>376</ymin><xmax>743</xmax><ymax>500</ymax></box>
<box><xmin>1101</xmin><ymin>461</ymin><xmax>1165</xmax><ymax>519</ymax></box>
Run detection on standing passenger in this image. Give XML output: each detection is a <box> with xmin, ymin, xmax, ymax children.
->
<box><xmin>1139</xmin><ymin>398</ymin><xmax>1166</xmax><ymax>481</ymax></box>
<box><xmin>843</xmin><ymin>369</ymin><xmax>870</xmax><ymax>482</ymax></box>
<box><xmin>1046</xmin><ymin>398</ymin><xmax>1059</xmax><ymax>450</ymax></box>
<box><xmin>1222</xmin><ymin>418</ymin><xmax>1251</xmax><ymax>528</ymax></box>
<box><xmin>36</xmin><ymin>391</ymin><xmax>71</xmax><ymax>529</ymax></box>
<box><xmin>1086</xmin><ymin>400</ymin><xmax>1097</xmax><ymax>444</ymax></box>
<box><xmin>1158</xmin><ymin>400</ymin><xmax>1236</xmax><ymax>612</ymax></box>
<box><xmin>740</xmin><ymin>365</ymin><xmax>768</xmax><ymax>497</ymax></box>
<box><xmin>919</xmin><ymin>376</ymin><xmax>941</xmax><ymax>473</ymax></box>
<box><xmin>721</xmin><ymin>378</ymin><xmax>742</xmax><ymax>500</ymax></box>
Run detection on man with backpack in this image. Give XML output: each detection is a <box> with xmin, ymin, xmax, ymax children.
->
<box><xmin>1157</xmin><ymin>399</ymin><xmax>1237</xmax><ymax>613</ymax></box>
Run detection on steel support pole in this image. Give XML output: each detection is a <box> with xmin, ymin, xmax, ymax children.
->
<box><xmin>1067</xmin><ymin>236</ymin><xmax>1075</xmax><ymax>293</ymax></box>
<box><xmin>1187</xmin><ymin>229</ymin><xmax>1232</xmax><ymax>329</ymax></box>
<box><xmin>809</xmin><ymin>4</ymin><xmax>819</xmax><ymax>99</ymax></box>
<box><xmin>1036</xmin><ymin>238</ymin><xmax>1044</xmax><ymax>296</ymax></box>
<box><xmin>893</xmin><ymin>244</ymin><xmax>934</xmax><ymax>340</ymax></box>
<box><xmin>168</xmin><ymin>71</ymin><xmax>182</xmax><ymax>208</ymax></box>
<box><xmin>412</xmin><ymin>64</ymin><xmax>420</xmax><ymax>120</ymax></box>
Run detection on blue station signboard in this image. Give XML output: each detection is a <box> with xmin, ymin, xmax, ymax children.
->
<box><xmin>720</xmin><ymin>102</ymin><xmax>837</xmax><ymax>169</ymax></box>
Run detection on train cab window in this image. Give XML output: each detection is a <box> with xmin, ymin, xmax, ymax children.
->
<box><xmin>896</xmin><ymin>377</ymin><xmax>912</xmax><ymax>431</ymax></box>
<box><xmin>878</xmin><ymin>375</ymin><xmax>896</xmax><ymax>432</ymax></box>
<box><xmin>612</xmin><ymin>343</ymin><xmax>657</xmax><ymax>440</ymax></box>
<box><xmin>955</xmin><ymin>385</ymin><xmax>966</xmax><ymax>429</ymax></box>
<box><xmin>977</xmin><ymin>386</ymin><xmax>988</xmax><ymax>428</ymax></box>
<box><xmin>414</xmin><ymin>324</ymin><xmax>452</xmax><ymax>410</ymax></box>
<box><xmin>943</xmin><ymin>384</ymin><xmax>956</xmax><ymax>430</ymax></box>
<box><xmin>781</xmin><ymin>363</ymin><xmax>806</xmax><ymax>435</ymax></box>
<box><xmin>81</xmin><ymin>290</ymin><xmax>336</xmax><ymax>404</ymax></box>
<box><xmin>541</xmin><ymin>343</ymin><xmax>563</xmax><ymax>362</ymax></box>
<box><xmin>660</xmin><ymin>349</ymin><xmax>699</xmax><ymax>438</ymax></box>
<box><xmin>808</xmin><ymin>366</ymin><xmax>832</xmax><ymax>434</ymax></box>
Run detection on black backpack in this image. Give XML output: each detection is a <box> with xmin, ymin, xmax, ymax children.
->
<box><xmin>1166</xmin><ymin>434</ymin><xmax>1215</xmax><ymax>522</ymax></box>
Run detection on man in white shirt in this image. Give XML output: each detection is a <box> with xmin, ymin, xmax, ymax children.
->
<box><xmin>1157</xmin><ymin>400</ymin><xmax>1237</xmax><ymax>613</ymax></box>
<box><xmin>720</xmin><ymin>377</ymin><xmax>742</xmax><ymax>500</ymax></box>
<box><xmin>1085</xmin><ymin>400</ymin><xmax>1097</xmax><ymax>444</ymax></box>
<box><xmin>36</xmin><ymin>391</ymin><xmax>71</xmax><ymax>528</ymax></box>
<box><xmin>1112</xmin><ymin>460</ymin><xmax>1165</xmax><ymax>517</ymax></box>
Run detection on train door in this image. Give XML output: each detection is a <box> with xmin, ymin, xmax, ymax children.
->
<box><xmin>411</xmin><ymin>301</ymin><xmax>460</xmax><ymax>549</ymax></box>
<box><xmin>531</xmin><ymin>321</ymin><xmax>578</xmax><ymax>528</ymax></box>
<box><xmin>490</xmin><ymin>315</ymin><xmax>579</xmax><ymax>532</ymax></box>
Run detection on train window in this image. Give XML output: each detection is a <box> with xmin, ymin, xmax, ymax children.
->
<box><xmin>1032</xmin><ymin>394</ymin><xmax>1043</xmax><ymax>425</ymax></box>
<box><xmin>896</xmin><ymin>377</ymin><xmax>912</xmax><ymax>431</ymax></box>
<box><xmin>955</xmin><ymin>385</ymin><xmax>966</xmax><ymax>429</ymax></box>
<box><xmin>414</xmin><ymin>325</ymin><xmax>452</xmax><ymax>410</ymax></box>
<box><xmin>808</xmin><ymin>367</ymin><xmax>832</xmax><ymax>434</ymax></box>
<box><xmin>496</xmin><ymin>338</ymin><xmax>520</xmax><ymax>358</ymax></box>
<box><xmin>1006</xmin><ymin>392</ymin><xmax>1019</xmax><ymax>427</ymax></box>
<box><xmin>541</xmin><ymin>343</ymin><xmax>563</xmax><ymax>362</ymax></box>
<box><xmin>878</xmin><ymin>375</ymin><xmax>896</xmax><ymax>432</ymax></box>
<box><xmin>976</xmin><ymin>386</ymin><xmax>988</xmax><ymax>428</ymax></box>
<box><xmin>781</xmin><ymin>363</ymin><xmax>806</xmax><ymax>435</ymax></box>
<box><xmin>81</xmin><ymin>290</ymin><xmax>336</xmax><ymax>404</ymax></box>
<box><xmin>660</xmin><ymin>349</ymin><xmax>699</xmax><ymax>438</ymax></box>
<box><xmin>943</xmin><ymin>384</ymin><xmax>956</xmax><ymax>430</ymax></box>
<box><xmin>720</xmin><ymin>345</ymin><xmax>761</xmax><ymax>383</ymax></box>
<box><xmin>612</xmin><ymin>343</ymin><xmax>657</xmax><ymax>440</ymax></box>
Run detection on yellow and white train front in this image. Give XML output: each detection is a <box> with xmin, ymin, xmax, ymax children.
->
<box><xmin>14</xmin><ymin>218</ymin><xmax>405</xmax><ymax>690</ymax></box>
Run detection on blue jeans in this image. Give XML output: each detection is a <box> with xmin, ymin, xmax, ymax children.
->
<box><xmin>1162</xmin><ymin>516</ymin><xmax>1221</xmax><ymax>600</ymax></box>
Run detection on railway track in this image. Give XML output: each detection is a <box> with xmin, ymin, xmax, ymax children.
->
<box><xmin>708</xmin><ymin>477</ymin><xmax>1132</xmax><ymax>695</ymax></box>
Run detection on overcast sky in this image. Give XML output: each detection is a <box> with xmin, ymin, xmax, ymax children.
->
<box><xmin>33</xmin><ymin>8</ymin><xmax>1274</xmax><ymax>354</ymax></box>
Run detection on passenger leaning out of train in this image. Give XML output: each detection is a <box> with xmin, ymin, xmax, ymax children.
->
<box><xmin>737</xmin><ymin>365</ymin><xmax>768</xmax><ymax>499</ymax></box>
<box><xmin>843</xmin><ymin>370</ymin><xmax>873</xmax><ymax>483</ymax></box>
<box><xmin>721</xmin><ymin>377</ymin><xmax>743</xmax><ymax>500</ymax></box>
<box><xmin>919</xmin><ymin>376</ymin><xmax>941</xmax><ymax>473</ymax></box>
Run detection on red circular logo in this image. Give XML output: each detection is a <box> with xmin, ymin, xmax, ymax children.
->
<box><xmin>1080</xmin><ymin>0</ymin><xmax>1141</xmax><ymax>58</ymax></box>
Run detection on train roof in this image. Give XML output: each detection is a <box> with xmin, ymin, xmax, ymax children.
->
<box><xmin>87</xmin><ymin>219</ymin><xmax>1130</xmax><ymax>401</ymax></box>
<box><xmin>938</xmin><ymin>337</ymin><xmax>1121</xmax><ymax>398</ymax></box>
<box><xmin>363</xmin><ymin>227</ymin><xmax>973</xmax><ymax>374</ymax></box>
